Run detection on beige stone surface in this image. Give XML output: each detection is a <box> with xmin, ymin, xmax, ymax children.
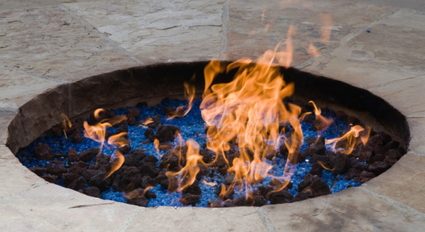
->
<box><xmin>0</xmin><ymin>146</ymin><xmax>47</xmax><ymax>198</ymax></box>
<box><xmin>226</xmin><ymin>0</ymin><xmax>395</xmax><ymax>66</ymax></box>
<box><xmin>127</xmin><ymin>207</ymin><xmax>268</xmax><ymax>232</ymax></box>
<box><xmin>364</xmin><ymin>153</ymin><xmax>425</xmax><ymax>213</ymax></box>
<box><xmin>0</xmin><ymin>6</ymin><xmax>139</xmax><ymax>85</ymax></box>
<box><xmin>63</xmin><ymin>0</ymin><xmax>225</xmax><ymax>63</ymax></box>
<box><xmin>0</xmin><ymin>183</ymin><xmax>142</xmax><ymax>232</ymax></box>
<box><xmin>0</xmin><ymin>110</ymin><xmax>15</xmax><ymax>145</ymax></box>
<box><xmin>263</xmin><ymin>187</ymin><xmax>425</xmax><ymax>231</ymax></box>
<box><xmin>0</xmin><ymin>0</ymin><xmax>425</xmax><ymax>231</ymax></box>
<box><xmin>408</xmin><ymin>117</ymin><xmax>425</xmax><ymax>155</ymax></box>
<box><xmin>316</xmin><ymin>9</ymin><xmax>425</xmax><ymax>87</ymax></box>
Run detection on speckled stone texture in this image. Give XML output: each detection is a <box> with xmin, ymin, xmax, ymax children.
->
<box><xmin>0</xmin><ymin>0</ymin><xmax>425</xmax><ymax>231</ymax></box>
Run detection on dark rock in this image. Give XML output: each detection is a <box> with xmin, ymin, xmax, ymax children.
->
<box><xmin>34</xmin><ymin>143</ymin><xmax>53</xmax><ymax>160</ymax></box>
<box><xmin>307</xmin><ymin>136</ymin><xmax>326</xmax><ymax>155</ymax></box>
<box><xmin>140</xmin><ymin>163</ymin><xmax>159</xmax><ymax>178</ymax></box>
<box><xmin>112</xmin><ymin>166</ymin><xmax>143</xmax><ymax>192</ymax></box>
<box><xmin>268</xmin><ymin>190</ymin><xmax>293</xmax><ymax>204</ymax></box>
<box><xmin>68</xmin><ymin>148</ymin><xmax>79</xmax><ymax>162</ymax></box>
<box><xmin>68</xmin><ymin>176</ymin><xmax>87</xmax><ymax>190</ymax></box>
<box><xmin>144</xmin><ymin>128</ymin><xmax>155</xmax><ymax>141</ymax></box>
<box><xmin>155</xmin><ymin>125</ymin><xmax>180</xmax><ymax>143</ymax></box>
<box><xmin>160</xmin><ymin>152</ymin><xmax>180</xmax><ymax>171</ymax></box>
<box><xmin>46</xmin><ymin>162</ymin><xmax>67</xmax><ymax>175</ymax></box>
<box><xmin>298</xmin><ymin>174</ymin><xmax>331</xmax><ymax>198</ymax></box>
<box><xmin>31</xmin><ymin>167</ymin><xmax>47</xmax><ymax>176</ymax></box>
<box><xmin>125</xmin><ymin>150</ymin><xmax>146</xmax><ymax>166</ymax></box>
<box><xmin>368</xmin><ymin>161</ymin><xmax>390</xmax><ymax>174</ymax></box>
<box><xmin>180</xmin><ymin>193</ymin><xmax>200</xmax><ymax>206</ymax></box>
<box><xmin>83</xmin><ymin>186</ymin><xmax>101</xmax><ymax>197</ymax></box>
<box><xmin>127</xmin><ymin>108</ymin><xmax>140</xmax><ymax>126</ymax></box>
<box><xmin>145</xmin><ymin>190</ymin><xmax>156</xmax><ymax>199</ymax></box>
<box><xmin>359</xmin><ymin>170</ymin><xmax>375</xmax><ymax>182</ymax></box>
<box><xmin>79</xmin><ymin>148</ymin><xmax>100</xmax><ymax>162</ymax></box>
<box><xmin>69</xmin><ymin>128</ymin><xmax>84</xmax><ymax>143</ymax></box>
<box><xmin>155</xmin><ymin>171</ymin><xmax>169</xmax><ymax>189</ymax></box>
<box><xmin>183</xmin><ymin>183</ymin><xmax>201</xmax><ymax>195</ymax></box>
<box><xmin>42</xmin><ymin>174</ymin><xmax>58</xmax><ymax>183</ymax></box>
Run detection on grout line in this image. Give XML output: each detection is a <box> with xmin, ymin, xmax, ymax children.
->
<box><xmin>58</xmin><ymin>4</ymin><xmax>143</xmax><ymax>66</ymax></box>
<box><xmin>360</xmin><ymin>187</ymin><xmax>425</xmax><ymax>218</ymax></box>
<box><xmin>256</xmin><ymin>207</ymin><xmax>277</xmax><ymax>232</ymax></box>
<box><xmin>219</xmin><ymin>0</ymin><xmax>230</xmax><ymax>60</ymax></box>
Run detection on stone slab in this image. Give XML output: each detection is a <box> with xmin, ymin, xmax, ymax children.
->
<box><xmin>63</xmin><ymin>0</ymin><xmax>225</xmax><ymax>63</ymax></box>
<box><xmin>0</xmin><ymin>183</ymin><xmax>141</xmax><ymax>232</ymax></box>
<box><xmin>226</xmin><ymin>0</ymin><xmax>395</xmax><ymax>66</ymax></box>
<box><xmin>126</xmin><ymin>207</ymin><xmax>268</xmax><ymax>232</ymax></box>
<box><xmin>0</xmin><ymin>6</ymin><xmax>138</xmax><ymax>84</ymax></box>
<box><xmin>317</xmin><ymin>9</ymin><xmax>425</xmax><ymax>80</ymax></box>
<box><xmin>0</xmin><ymin>146</ymin><xmax>47</xmax><ymax>198</ymax></box>
<box><xmin>0</xmin><ymin>110</ymin><xmax>15</xmax><ymax>145</ymax></box>
<box><xmin>0</xmin><ymin>0</ymin><xmax>96</xmax><ymax>10</ymax></box>
<box><xmin>263</xmin><ymin>187</ymin><xmax>425</xmax><ymax>232</ymax></box>
<box><xmin>364</xmin><ymin>153</ymin><xmax>425</xmax><ymax>213</ymax></box>
<box><xmin>408</xmin><ymin>117</ymin><xmax>425</xmax><ymax>155</ymax></box>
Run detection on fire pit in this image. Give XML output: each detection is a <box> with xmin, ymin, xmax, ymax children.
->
<box><xmin>7</xmin><ymin>60</ymin><xmax>409</xmax><ymax>208</ymax></box>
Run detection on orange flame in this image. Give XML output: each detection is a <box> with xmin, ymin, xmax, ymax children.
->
<box><xmin>60</xmin><ymin>113</ymin><xmax>72</xmax><ymax>138</ymax></box>
<box><xmin>325</xmin><ymin>125</ymin><xmax>370</xmax><ymax>155</ymax></box>
<box><xmin>167</xmin><ymin>82</ymin><xmax>196</xmax><ymax>120</ymax></box>
<box><xmin>309</xmin><ymin>100</ymin><xmax>333</xmax><ymax>131</ymax></box>
<box><xmin>196</xmin><ymin>27</ymin><xmax>303</xmax><ymax>198</ymax></box>
<box><xmin>165</xmin><ymin>139</ymin><xmax>204</xmax><ymax>192</ymax></box>
<box><xmin>83</xmin><ymin>108</ymin><xmax>127</xmax><ymax>151</ymax></box>
<box><xmin>308</xmin><ymin>43</ymin><xmax>320</xmax><ymax>57</ymax></box>
<box><xmin>141</xmin><ymin>117</ymin><xmax>154</xmax><ymax>127</ymax></box>
<box><xmin>105</xmin><ymin>150</ymin><xmax>125</xmax><ymax>179</ymax></box>
<box><xmin>320</xmin><ymin>13</ymin><xmax>333</xmax><ymax>44</ymax></box>
<box><xmin>107</xmin><ymin>132</ymin><xmax>129</xmax><ymax>148</ymax></box>
<box><xmin>153</xmin><ymin>138</ymin><xmax>160</xmax><ymax>154</ymax></box>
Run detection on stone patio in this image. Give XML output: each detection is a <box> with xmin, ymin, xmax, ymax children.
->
<box><xmin>0</xmin><ymin>0</ymin><xmax>424</xmax><ymax>231</ymax></box>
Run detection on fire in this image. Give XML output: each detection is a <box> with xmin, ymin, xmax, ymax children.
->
<box><xmin>79</xmin><ymin>20</ymin><xmax>374</xmax><ymax>202</ymax></box>
<box><xmin>325</xmin><ymin>125</ymin><xmax>371</xmax><ymax>155</ymax></box>
<box><xmin>320</xmin><ymin>13</ymin><xmax>333</xmax><ymax>44</ymax></box>
<box><xmin>107</xmin><ymin>132</ymin><xmax>129</xmax><ymax>149</ymax></box>
<box><xmin>167</xmin><ymin>81</ymin><xmax>196</xmax><ymax>120</ymax></box>
<box><xmin>82</xmin><ymin>108</ymin><xmax>130</xmax><ymax>178</ymax></box>
<box><xmin>309</xmin><ymin>100</ymin><xmax>333</xmax><ymax>131</ymax></box>
<box><xmin>83</xmin><ymin>108</ymin><xmax>127</xmax><ymax>152</ymax></box>
<box><xmin>105</xmin><ymin>150</ymin><xmax>125</xmax><ymax>179</ymax></box>
<box><xmin>308</xmin><ymin>43</ymin><xmax>320</xmax><ymax>57</ymax></box>
<box><xmin>60</xmin><ymin>113</ymin><xmax>72</xmax><ymax>138</ymax></box>
<box><xmin>165</xmin><ymin>139</ymin><xmax>205</xmax><ymax>192</ymax></box>
<box><xmin>196</xmin><ymin>27</ymin><xmax>307</xmax><ymax>198</ymax></box>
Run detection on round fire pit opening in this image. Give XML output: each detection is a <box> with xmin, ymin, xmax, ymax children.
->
<box><xmin>7</xmin><ymin>61</ymin><xmax>410</xmax><ymax>207</ymax></box>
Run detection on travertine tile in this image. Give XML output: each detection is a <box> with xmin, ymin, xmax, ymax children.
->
<box><xmin>63</xmin><ymin>0</ymin><xmax>225</xmax><ymax>63</ymax></box>
<box><xmin>0</xmin><ymin>0</ymin><xmax>96</xmax><ymax>10</ymax></box>
<box><xmin>0</xmin><ymin>184</ymin><xmax>141</xmax><ymax>232</ymax></box>
<box><xmin>0</xmin><ymin>146</ymin><xmax>47</xmax><ymax>198</ymax></box>
<box><xmin>226</xmin><ymin>0</ymin><xmax>395</xmax><ymax>65</ymax></box>
<box><xmin>318</xmin><ymin>9</ymin><xmax>425</xmax><ymax>89</ymax></box>
<box><xmin>364</xmin><ymin>153</ymin><xmax>425</xmax><ymax>213</ymax></box>
<box><xmin>408</xmin><ymin>117</ymin><xmax>425</xmax><ymax>154</ymax></box>
<box><xmin>368</xmin><ymin>75</ymin><xmax>425</xmax><ymax>117</ymax></box>
<box><xmin>0</xmin><ymin>110</ymin><xmax>16</xmax><ymax>145</ymax></box>
<box><xmin>126</xmin><ymin>206</ymin><xmax>267</xmax><ymax>232</ymax></box>
<box><xmin>0</xmin><ymin>6</ymin><xmax>138</xmax><ymax>83</ymax></box>
<box><xmin>263</xmin><ymin>187</ymin><xmax>425</xmax><ymax>232</ymax></box>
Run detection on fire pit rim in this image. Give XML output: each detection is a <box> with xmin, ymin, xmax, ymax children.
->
<box><xmin>4</xmin><ymin>60</ymin><xmax>411</xmax><ymax>208</ymax></box>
